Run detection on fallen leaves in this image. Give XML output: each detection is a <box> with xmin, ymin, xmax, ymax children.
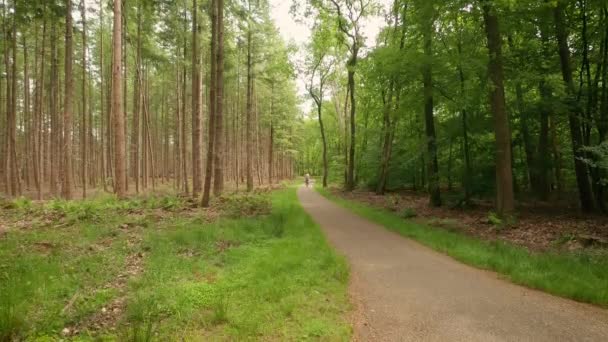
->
<box><xmin>334</xmin><ymin>188</ymin><xmax>608</xmax><ymax>252</ymax></box>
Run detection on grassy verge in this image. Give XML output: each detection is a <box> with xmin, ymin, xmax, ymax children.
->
<box><xmin>0</xmin><ymin>188</ymin><xmax>350</xmax><ymax>340</ymax></box>
<box><xmin>316</xmin><ymin>187</ymin><xmax>608</xmax><ymax>307</ymax></box>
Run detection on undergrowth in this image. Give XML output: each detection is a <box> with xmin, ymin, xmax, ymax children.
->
<box><xmin>0</xmin><ymin>188</ymin><xmax>350</xmax><ymax>340</ymax></box>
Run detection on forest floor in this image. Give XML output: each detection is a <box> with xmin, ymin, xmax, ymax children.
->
<box><xmin>329</xmin><ymin>187</ymin><xmax>608</xmax><ymax>252</ymax></box>
<box><xmin>0</xmin><ymin>186</ymin><xmax>351</xmax><ymax>340</ymax></box>
<box><xmin>301</xmin><ymin>186</ymin><xmax>608</xmax><ymax>341</ymax></box>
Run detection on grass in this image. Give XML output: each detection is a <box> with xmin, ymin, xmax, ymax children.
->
<box><xmin>316</xmin><ymin>186</ymin><xmax>608</xmax><ymax>307</ymax></box>
<box><xmin>0</xmin><ymin>188</ymin><xmax>351</xmax><ymax>340</ymax></box>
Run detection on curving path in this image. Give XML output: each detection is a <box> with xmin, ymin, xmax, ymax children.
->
<box><xmin>297</xmin><ymin>186</ymin><xmax>608</xmax><ymax>341</ymax></box>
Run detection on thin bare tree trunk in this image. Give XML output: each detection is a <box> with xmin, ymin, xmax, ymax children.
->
<box><xmin>192</xmin><ymin>0</ymin><xmax>202</xmax><ymax>196</ymax></box>
<box><xmin>132</xmin><ymin>1</ymin><xmax>141</xmax><ymax>194</ymax></box>
<box><xmin>246</xmin><ymin>18</ymin><xmax>254</xmax><ymax>192</ymax></box>
<box><xmin>181</xmin><ymin>57</ymin><xmax>189</xmax><ymax>194</ymax></box>
<box><xmin>35</xmin><ymin>18</ymin><xmax>46</xmax><ymax>200</ymax></box>
<box><xmin>61</xmin><ymin>0</ymin><xmax>74</xmax><ymax>199</ymax></box>
<box><xmin>81</xmin><ymin>0</ymin><xmax>88</xmax><ymax>198</ymax></box>
<box><xmin>202</xmin><ymin>0</ymin><xmax>217</xmax><ymax>206</ymax></box>
<box><xmin>112</xmin><ymin>0</ymin><xmax>126</xmax><ymax>198</ymax></box>
<box><xmin>99</xmin><ymin>0</ymin><xmax>107</xmax><ymax>192</ymax></box>
<box><xmin>213</xmin><ymin>0</ymin><xmax>225</xmax><ymax>195</ymax></box>
<box><xmin>23</xmin><ymin>34</ymin><xmax>33</xmax><ymax>190</ymax></box>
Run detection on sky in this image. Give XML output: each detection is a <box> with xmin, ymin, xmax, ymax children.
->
<box><xmin>269</xmin><ymin>0</ymin><xmax>393</xmax><ymax>113</ymax></box>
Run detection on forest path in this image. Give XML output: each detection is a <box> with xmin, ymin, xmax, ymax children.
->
<box><xmin>297</xmin><ymin>186</ymin><xmax>608</xmax><ymax>341</ymax></box>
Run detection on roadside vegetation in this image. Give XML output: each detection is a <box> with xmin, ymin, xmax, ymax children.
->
<box><xmin>0</xmin><ymin>188</ymin><xmax>350</xmax><ymax>340</ymax></box>
<box><xmin>316</xmin><ymin>187</ymin><xmax>608</xmax><ymax>307</ymax></box>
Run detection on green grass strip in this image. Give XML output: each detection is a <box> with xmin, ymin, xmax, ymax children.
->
<box><xmin>0</xmin><ymin>188</ymin><xmax>351</xmax><ymax>340</ymax></box>
<box><xmin>316</xmin><ymin>187</ymin><xmax>608</xmax><ymax>307</ymax></box>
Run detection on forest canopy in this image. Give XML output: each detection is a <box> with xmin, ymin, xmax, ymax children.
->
<box><xmin>296</xmin><ymin>0</ymin><xmax>608</xmax><ymax>216</ymax></box>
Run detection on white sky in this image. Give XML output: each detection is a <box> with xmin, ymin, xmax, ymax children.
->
<box><xmin>270</xmin><ymin>0</ymin><xmax>393</xmax><ymax>114</ymax></box>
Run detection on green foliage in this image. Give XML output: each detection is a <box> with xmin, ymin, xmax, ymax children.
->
<box><xmin>296</xmin><ymin>0</ymin><xmax>608</xmax><ymax>213</ymax></box>
<box><xmin>385</xmin><ymin>194</ymin><xmax>400</xmax><ymax>211</ymax></box>
<box><xmin>554</xmin><ymin>233</ymin><xmax>576</xmax><ymax>246</ymax></box>
<box><xmin>400</xmin><ymin>207</ymin><xmax>417</xmax><ymax>219</ymax></box>
<box><xmin>218</xmin><ymin>193</ymin><xmax>272</xmax><ymax>218</ymax></box>
<box><xmin>488</xmin><ymin>211</ymin><xmax>518</xmax><ymax>229</ymax></box>
<box><xmin>581</xmin><ymin>142</ymin><xmax>608</xmax><ymax>185</ymax></box>
<box><xmin>487</xmin><ymin>211</ymin><xmax>503</xmax><ymax>226</ymax></box>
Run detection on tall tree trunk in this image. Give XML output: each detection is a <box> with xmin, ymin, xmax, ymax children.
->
<box><xmin>50</xmin><ymin>21</ymin><xmax>60</xmax><ymax>196</ymax></box>
<box><xmin>308</xmin><ymin>60</ymin><xmax>329</xmax><ymax>188</ymax></box>
<box><xmin>99</xmin><ymin>0</ymin><xmax>107</xmax><ymax>192</ymax></box>
<box><xmin>112</xmin><ymin>0</ymin><xmax>126</xmax><ymax>198</ymax></box>
<box><xmin>6</xmin><ymin>14</ymin><xmax>19</xmax><ymax>196</ymax></box>
<box><xmin>345</xmin><ymin>51</ymin><xmax>357</xmax><ymax>191</ymax></box>
<box><xmin>35</xmin><ymin>18</ymin><xmax>46</xmax><ymax>200</ymax></box>
<box><xmin>181</xmin><ymin>59</ymin><xmax>188</xmax><ymax>194</ymax></box>
<box><xmin>0</xmin><ymin>4</ymin><xmax>6</xmax><ymax>194</ymax></box>
<box><xmin>175</xmin><ymin>63</ymin><xmax>181</xmax><ymax>191</ymax></box>
<box><xmin>213</xmin><ymin>0</ymin><xmax>224</xmax><ymax>195</ymax></box>
<box><xmin>268</xmin><ymin>82</ymin><xmax>274</xmax><ymax>185</ymax></box>
<box><xmin>132</xmin><ymin>1</ymin><xmax>141</xmax><ymax>194</ymax></box>
<box><xmin>245</xmin><ymin>15</ymin><xmax>254</xmax><ymax>192</ymax></box>
<box><xmin>81</xmin><ymin>0</ymin><xmax>88</xmax><ymax>198</ymax></box>
<box><xmin>202</xmin><ymin>0</ymin><xmax>217</xmax><ymax>206</ymax></box>
<box><xmin>122</xmin><ymin>0</ymin><xmax>128</xmax><ymax>192</ymax></box>
<box><xmin>422</xmin><ymin>3</ymin><xmax>441</xmax><ymax>207</ymax></box>
<box><xmin>191</xmin><ymin>0</ymin><xmax>202</xmax><ymax>196</ymax></box>
<box><xmin>343</xmin><ymin>87</ymin><xmax>349</xmax><ymax>185</ymax></box>
<box><xmin>481</xmin><ymin>0</ymin><xmax>515</xmax><ymax>215</ymax></box>
<box><xmin>553</xmin><ymin>1</ymin><xmax>595</xmax><ymax>212</ymax></box>
<box><xmin>62</xmin><ymin>0</ymin><xmax>74</xmax><ymax>199</ymax></box>
<box><xmin>456</xmin><ymin>38</ymin><xmax>472</xmax><ymax>204</ymax></box>
<box><xmin>23</xmin><ymin>35</ymin><xmax>32</xmax><ymax>190</ymax></box>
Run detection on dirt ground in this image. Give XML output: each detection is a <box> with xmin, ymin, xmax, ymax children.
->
<box><xmin>331</xmin><ymin>188</ymin><xmax>608</xmax><ymax>252</ymax></box>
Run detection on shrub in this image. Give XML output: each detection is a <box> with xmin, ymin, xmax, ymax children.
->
<box><xmin>487</xmin><ymin>211</ymin><xmax>502</xmax><ymax>226</ymax></box>
<box><xmin>384</xmin><ymin>194</ymin><xmax>400</xmax><ymax>211</ymax></box>
<box><xmin>218</xmin><ymin>193</ymin><xmax>272</xmax><ymax>218</ymax></box>
<box><xmin>487</xmin><ymin>211</ymin><xmax>517</xmax><ymax>229</ymax></box>
<box><xmin>400</xmin><ymin>207</ymin><xmax>417</xmax><ymax>219</ymax></box>
<box><xmin>13</xmin><ymin>197</ymin><xmax>33</xmax><ymax>211</ymax></box>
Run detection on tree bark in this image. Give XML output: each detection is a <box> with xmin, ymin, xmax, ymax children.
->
<box><xmin>422</xmin><ymin>3</ymin><xmax>441</xmax><ymax>207</ymax></box>
<box><xmin>213</xmin><ymin>0</ymin><xmax>225</xmax><ymax>195</ymax></box>
<box><xmin>132</xmin><ymin>1</ymin><xmax>141</xmax><ymax>194</ymax></box>
<box><xmin>62</xmin><ymin>0</ymin><xmax>74</xmax><ymax>199</ymax></box>
<box><xmin>345</xmin><ymin>52</ymin><xmax>357</xmax><ymax>191</ymax></box>
<box><xmin>202</xmin><ymin>0</ymin><xmax>218</xmax><ymax>205</ymax></box>
<box><xmin>112</xmin><ymin>0</ymin><xmax>126</xmax><ymax>198</ymax></box>
<box><xmin>245</xmin><ymin>15</ymin><xmax>254</xmax><ymax>192</ymax></box>
<box><xmin>553</xmin><ymin>1</ymin><xmax>595</xmax><ymax>212</ymax></box>
<box><xmin>191</xmin><ymin>0</ymin><xmax>202</xmax><ymax>196</ymax></box>
<box><xmin>81</xmin><ymin>0</ymin><xmax>88</xmax><ymax>198</ymax></box>
<box><xmin>481</xmin><ymin>0</ymin><xmax>515</xmax><ymax>215</ymax></box>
